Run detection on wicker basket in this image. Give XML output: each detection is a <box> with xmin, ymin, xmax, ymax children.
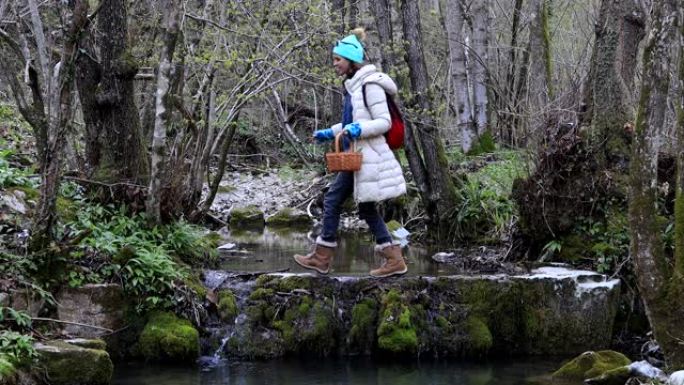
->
<box><xmin>325</xmin><ymin>132</ymin><xmax>362</xmax><ymax>172</ymax></box>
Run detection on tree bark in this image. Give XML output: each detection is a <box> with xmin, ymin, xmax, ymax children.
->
<box><xmin>445</xmin><ymin>0</ymin><xmax>475</xmax><ymax>153</ymax></box>
<box><xmin>400</xmin><ymin>0</ymin><xmax>460</xmax><ymax>237</ymax></box>
<box><xmin>501</xmin><ymin>0</ymin><xmax>524</xmax><ymax>145</ymax></box>
<box><xmin>588</xmin><ymin>0</ymin><xmax>645</xmax><ymax>168</ymax></box>
<box><xmin>371</xmin><ymin>0</ymin><xmax>395</xmax><ymax>72</ymax></box>
<box><xmin>470</xmin><ymin>0</ymin><xmax>489</xmax><ymax>137</ymax></box>
<box><xmin>146</xmin><ymin>0</ymin><xmax>181</xmax><ymax>224</ymax></box>
<box><xmin>89</xmin><ymin>0</ymin><xmax>148</xmax><ymax>183</ymax></box>
<box><xmin>31</xmin><ymin>0</ymin><xmax>89</xmax><ymax>250</ymax></box>
<box><xmin>526</xmin><ymin>0</ymin><xmax>553</xmax><ymax>135</ymax></box>
<box><xmin>630</xmin><ymin>0</ymin><xmax>684</xmax><ymax>368</ymax></box>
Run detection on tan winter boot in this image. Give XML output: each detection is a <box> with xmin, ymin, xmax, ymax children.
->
<box><xmin>294</xmin><ymin>243</ymin><xmax>334</xmax><ymax>274</ymax></box>
<box><xmin>370</xmin><ymin>244</ymin><xmax>408</xmax><ymax>278</ymax></box>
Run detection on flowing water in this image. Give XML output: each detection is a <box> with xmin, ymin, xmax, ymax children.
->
<box><xmin>112</xmin><ymin>357</ymin><xmax>563</xmax><ymax>385</ymax></box>
<box><xmin>217</xmin><ymin>228</ymin><xmax>460</xmax><ymax>276</ymax></box>
<box><xmin>112</xmin><ymin>228</ymin><xmax>574</xmax><ymax>385</ymax></box>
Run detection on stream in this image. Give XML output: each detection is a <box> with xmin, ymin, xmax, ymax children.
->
<box><xmin>113</xmin><ymin>228</ymin><xmax>587</xmax><ymax>385</ymax></box>
<box><xmin>112</xmin><ymin>357</ymin><xmax>563</xmax><ymax>385</ymax></box>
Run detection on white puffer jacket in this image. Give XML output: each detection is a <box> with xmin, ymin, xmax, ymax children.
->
<box><xmin>330</xmin><ymin>64</ymin><xmax>407</xmax><ymax>203</ymax></box>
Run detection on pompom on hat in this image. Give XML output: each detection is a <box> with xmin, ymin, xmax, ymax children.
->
<box><xmin>332</xmin><ymin>28</ymin><xmax>366</xmax><ymax>63</ymax></box>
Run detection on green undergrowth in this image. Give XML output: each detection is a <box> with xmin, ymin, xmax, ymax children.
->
<box><xmin>448</xmin><ymin>150</ymin><xmax>528</xmax><ymax>244</ymax></box>
<box><xmin>60</xmin><ymin>204</ymin><xmax>219</xmax><ymax>313</ymax></box>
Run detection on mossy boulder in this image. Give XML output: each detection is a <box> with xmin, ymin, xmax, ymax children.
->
<box><xmin>465</xmin><ymin>316</ymin><xmax>493</xmax><ymax>354</ymax></box>
<box><xmin>35</xmin><ymin>340</ymin><xmax>113</xmax><ymax>385</ymax></box>
<box><xmin>62</xmin><ymin>339</ymin><xmax>107</xmax><ymax>350</ymax></box>
<box><xmin>138</xmin><ymin>312</ymin><xmax>199</xmax><ymax>364</ymax></box>
<box><xmin>377</xmin><ymin>290</ymin><xmax>418</xmax><ymax>354</ymax></box>
<box><xmin>265</xmin><ymin>208</ymin><xmax>311</xmax><ymax>229</ymax></box>
<box><xmin>584</xmin><ymin>366</ymin><xmax>631</xmax><ymax>385</ymax></box>
<box><xmin>229</xmin><ymin>206</ymin><xmax>265</xmax><ymax>230</ymax></box>
<box><xmin>552</xmin><ymin>350</ymin><xmax>631</xmax><ymax>381</ymax></box>
<box><xmin>271</xmin><ymin>296</ymin><xmax>336</xmax><ymax>355</ymax></box>
<box><xmin>217</xmin><ymin>290</ymin><xmax>238</xmax><ymax>323</ymax></box>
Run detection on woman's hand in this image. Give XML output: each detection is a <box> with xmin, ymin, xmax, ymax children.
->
<box><xmin>343</xmin><ymin>122</ymin><xmax>362</xmax><ymax>139</ymax></box>
<box><xmin>313</xmin><ymin>128</ymin><xmax>335</xmax><ymax>142</ymax></box>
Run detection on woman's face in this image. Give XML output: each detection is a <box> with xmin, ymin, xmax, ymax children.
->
<box><xmin>333</xmin><ymin>55</ymin><xmax>351</xmax><ymax>76</ymax></box>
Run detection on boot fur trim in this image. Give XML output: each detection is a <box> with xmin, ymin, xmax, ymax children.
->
<box><xmin>316</xmin><ymin>236</ymin><xmax>337</xmax><ymax>248</ymax></box>
<box><xmin>374</xmin><ymin>241</ymin><xmax>400</xmax><ymax>251</ymax></box>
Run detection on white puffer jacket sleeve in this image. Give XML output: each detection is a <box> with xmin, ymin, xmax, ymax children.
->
<box><xmin>357</xmin><ymin>83</ymin><xmax>391</xmax><ymax>139</ymax></box>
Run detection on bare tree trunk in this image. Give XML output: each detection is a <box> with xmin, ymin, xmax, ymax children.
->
<box><xmin>348</xmin><ymin>0</ymin><xmax>359</xmax><ymax>28</ymax></box>
<box><xmin>501</xmin><ymin>0</ymin><xmax>524</xmax><ymax>145</ymax></box>
<box><xmin>445</xmin><ymin>0</ymin><xmax>475</xmax><ymax>153</ymax></box>
<box><xmin>400</xmin><ymin>0</ymin><xmax>460</xmax><ymax>238</ymax></box>
<box><xmin>676</xmin><ymin>5</ymin><xmax>684</xmax><ymax>281</ymax></box>
<box><xmin>330</xmin><ymin>0</ymin><xmax>346</xmax><ymax>125</ymax></box>
<box><xmin>31</xmin><ymin>0</ymin><xmax>89</xmax><ymax>250</ymax></box>
<box><xmin>470</xmin><ymin>0</ymin><xmax>489</xmax><ymax>137</ymax></box>
<box><xmin>371</xmin><ymin>0</ymin><xmax>395</xmax><ymax>72</ymax></box>
<box><xmin>147</xmin><ymin>0</ymin><xmax>181</xmax><ymax>224</ymax></box>
<box><xmin>527</xmin><ymin>0</ymin><xmax>553</xmax><ymax>135</ymax></box>
<box><xmin>590</xmin><ymin>0</ymin><xmax>645</xmax><ymax>168</ymax></box>
<box><xmin>91</xmin><ymin>0</ymin><xmax>148</xmax><ymax>183</ymax></box>
<box><xmin>630</xmin><ymin>0</ymin><xmax>684</xmax><ymax>368</ymax></box>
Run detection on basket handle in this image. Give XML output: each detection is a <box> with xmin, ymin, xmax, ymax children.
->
<box><xmin>334</xmin><ymin>132</ymin><xmax>355</xmax><ymax>153</ymax></box>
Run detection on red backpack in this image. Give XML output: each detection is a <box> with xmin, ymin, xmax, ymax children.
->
<box><xmin>362</xmin><ymin>83</ymin><xmax>405</xmax><ymax>150</ymax></box>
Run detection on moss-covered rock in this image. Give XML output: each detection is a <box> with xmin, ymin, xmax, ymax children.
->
<box><xmin>552</xmin><ymin>350</ymin><xmax>631</xmax><ymax>381</ymax></box>
<box><xmin>584</xmin><ymin>365</ymin><xmax>631</xmax><ymax>385</ymax></box>
<box><xmin>348</xmin><ymin>298</ymin><xmax>378</xmax><ymax>353</ymax></box>
<box><xmin>377</xmin><ymin>290</ymin><xmax>418</xmax><ymax>354</ymax></box>
<box><xmin>137</xmin><ymin>312</ymin><xmax>199</xmax><ymax>364</ymax></box>
<box><xmin>229</xmin><ymin>206</ymin><xmax>265</xmax><ymax>230</ymax></box>
<box><xmin>35</xmin><ymin>340</ymin><xmax>113</xmax><ymax>385</ymax></box>
<box><xmin>265</xmin><ymin>208</ymin><xmax>312</xmax><ymax>229</ymax></box>
<box><xmin>217</xmin><ymin>290</ymin><xmax>238</xmax><ymax>323</ymax></box>
<box><xmin>465</xmin><ymin>316</ymin><xmax>493</xmax><ymax>354</ymax></box>
<box><xmin>63</xmin><ymin>339</ymin><xmax>107</xmax><ymax>351</ymax></box>
<box><xmin>271</xmin><ymin>296</ymin><xmax>336</xmax><ymax>355</ymax></box>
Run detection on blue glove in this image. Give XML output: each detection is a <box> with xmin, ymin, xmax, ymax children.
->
<box><xmin>313</xmin><ymin>128</ymin><xmax>335</xmax><ymax>142</ymax></box>
<box><xmin>343</xmin><ymin>122</ymin><xmax>362</xmax><ymax>139</ymax></box>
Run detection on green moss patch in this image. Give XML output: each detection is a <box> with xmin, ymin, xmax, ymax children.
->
<box><xmin>217</xmin><ymin>290</ymin><xmax>238</xmax><ymax>322</ymax></box>
<box><xmin>35</xmin><ymin>340</ymin><xmax>113</xmax><ymax>385</ymax></box>
<box><xmin>138</xmin><ymin>312</ymin><xmax>199</xmax><ymax>364</ymax></box>
<box><xmin>466</xmin><ymin>316</ymin><xmax>493</xmax><ymax>353</ymax></box>
<box><xmin>349</xmin><ymin>298</ymin><xmax>378</xmax><ymax>352</ymax></box>
<box><xmin>229</xmin><ymin>205</ymin><xmax>265</xmax><ymax>229</ymax></box>
<box><xmin>377</xmin><ymin>290</ymin><xmax>418</xmax><ymax>354</ymax></box>
<box><xmin>265</xmin><ymin>208</ymin><xmax>311</xmax><ymax>228</ymax></box>
<box><xmin>552</xmin><ymin>350</ymin><xmax>631</xmax><ymax>381</ymax></box>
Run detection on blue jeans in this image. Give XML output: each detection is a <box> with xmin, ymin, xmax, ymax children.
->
<box><xmin>320</xmin><ymin>172</ymin><xmax>393</xmax><ymax>245</ymax></box>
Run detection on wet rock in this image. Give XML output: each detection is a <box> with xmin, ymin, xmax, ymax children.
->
<box><xmin>0</xmin><ymin>292</ymin><xmax>9</xmax><ymax>307</ymax></box>
<box><xmin>34</xmin><ymin>340</ymin><xmax>113</xmax><ymax>385</ymax></box>
<box><xmin>229</xmin><ymin>206</ymin><xmax>265</xmax><ymax>230</ymax></box>
<box><xmin>629</xmin><ymin>360</ymin><xmax>667</xmax><ymax>381</ymax></box>
<box><xmin>431</xmin><ymin>252</ymin><xmax>456</xmax><ymax>263</ymax></box>
<box><xmin>585</xmin><ymin>366</ymin><xmax>631</xmax><ymax>385</ymax></box>
<box><xmin>669</xmin><ymin>371</ymin><xmax>684</xmax><ymax>385</ymax></box>
<box><xmin>62</xmin><ymin>339</ymin><xmax>108</xmax><ymax>351</ymax></box>
<box><xmin>57</xmin><ymin>284</ymin><xmax>126</xmax><ymax>339</ymax></box>
<box><xmin>208</xmin><ymin>266</ymin><xmax>621</xmax><ymax>359</ymax></box>
<box><xmin>9</xmin><ymin>289</ymin><xmax>44</xmax><ymax>317</ymax></box>
<box><xmin>137</xmin><ymin>312</ymin><xmax>199</xmax><ymax>364</ymax></box>
<box><xmin>217</xmin><ymin>242</ymin><xmax>236</xmax><ymax>251</ymax></box>
<box><xmin>265</xmin><ymin>208</ymin><xmax>312</xmax><ymax>228</ymax></box>
<box><xmin>552</xmin><ymin>350</ymin><xmax>631</xmax><ymax>381</ymax></box>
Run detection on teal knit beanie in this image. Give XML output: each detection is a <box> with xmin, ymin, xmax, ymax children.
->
<box><xmin>332</xmin><ymin>34</ymin><xmax>365</xmax><ymax>63</ymax></box>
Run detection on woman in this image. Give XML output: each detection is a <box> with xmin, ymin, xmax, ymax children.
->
<box><xmin>294</xmin><ymin>28</ymin><xmax>408</xmax><ymax>278</ymax></box>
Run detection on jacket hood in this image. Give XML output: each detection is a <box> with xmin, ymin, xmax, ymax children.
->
<box><xmin>345</xmin><ymin>65</ymin><xmax>398</xmax><ymax>96</ymax></box>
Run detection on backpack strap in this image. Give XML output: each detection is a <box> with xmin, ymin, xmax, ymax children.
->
<box><xmin>362</xmin><ymin>83</ymin><xmax>369</xmax><ymax>110</ymax></box>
